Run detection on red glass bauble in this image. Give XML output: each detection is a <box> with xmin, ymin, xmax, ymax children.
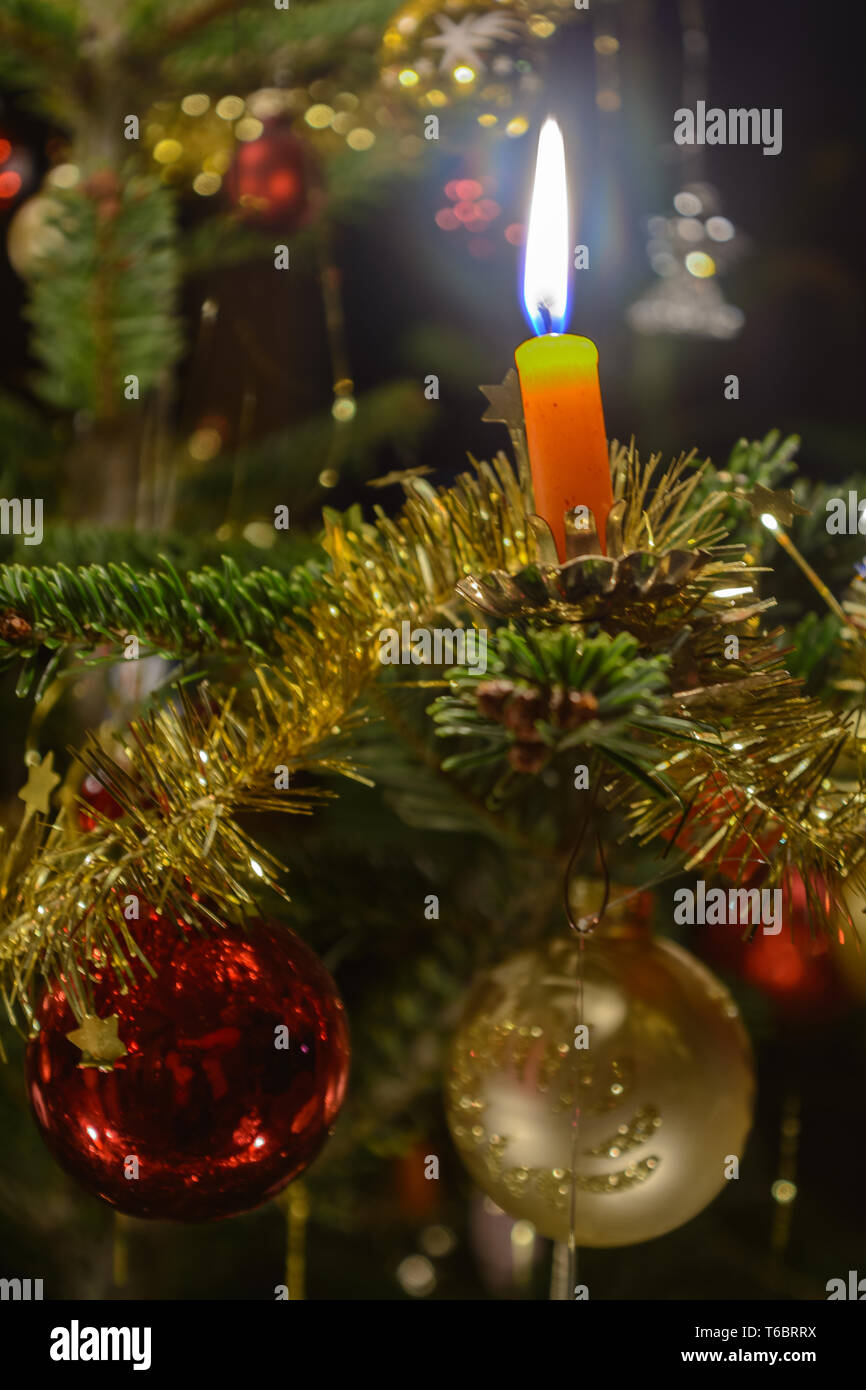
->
<box><xmin>662</xmin><ymin>771</ymin><xmax>781</xmax><ymax>883</ymax></box>
<box><xmin>698</xmin><ymin>871</ymin><xmax>843</xmax><ymax>1021</ymax></box>
<box><xmin>76</xmin><ymin>773</ymin><xmax>124</xmax><ymax>831</ymax></box>
<box><xmin>26</xmin><ymin>907</ymin><xmax>349</xmax><ymax>1220</ymax></box>
<box><xmin>225</xmin><ymin>120</ymin><xmax>315</xmax><ymax>230</ymax></box>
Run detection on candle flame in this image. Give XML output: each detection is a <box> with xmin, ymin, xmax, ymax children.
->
<box><xmin>522</xmin><ymin>116</ymin><xmax>570</xmax><ymax>336</ymax></box>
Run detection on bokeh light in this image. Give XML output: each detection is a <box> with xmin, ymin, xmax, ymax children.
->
<box><xmin>0</xmin><ymin>170</ymin><xmax>22</xmax><ymax>199</ymax></box>
<box><xmin>215</xmin><ymin>96</ymin><xmax>245</xmax><ymax>121</ymax></box>
<box><xmin>674</xmin><ymin>190</ymin><xmax>703</xmax><ymax>216</ymax></box>
<box><xmin>181</xmin><ymin>94</ymin><xmax>210</xmax><ymax>117</ymax></box>
<box><xmin>187</xmin><ymin>426</ymin><xmax>222</xmax><ymax>461</ymax></box>
<box><xmin>153</xmin><ymin>139</ymin><xmax>183</xmax><ymax>164</ymax></box>
<box><xmin>235</xmin><ymin>117</ymin><xmax>264</xmax><ymax>143</ymax></box>
<box><xmin>685</xmin><ymin>250</ymin><xmax>716</xmax><ymax>278</ymax></box>
<box><xmin>396</xmin><ymin>1254</ymin><xmax>436</xmax><ymax>1297</ymax></box>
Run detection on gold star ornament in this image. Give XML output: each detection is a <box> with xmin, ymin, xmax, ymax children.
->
<box><xmin>743</xmin><ymin>484</ymin><xmax>809</xmax><ymax>527</ymax></box>
<box><xmin>479</xmin><ymin>369</ymin><xmax>525</xmax><ymax>432</ymax></box>
<box><xmin>67</xmin><ymin>1014</ymin><xmax>128</xmax><ymax>1069</ymax></box>
<box><xmin>17</xmin><ymin>752</ymin><xmax>61</xmax><ymax>817</ymax></box>
<box><xmin>367</xmin><ymin>465</ymin><xmax>434</xmax><ymax>489</ymax></box>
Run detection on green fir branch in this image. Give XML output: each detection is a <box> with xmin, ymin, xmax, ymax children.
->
<box><xmin>0</xmin><ymin>555</ymin><xmax>323</xmax><ymax>681</ymax></box>
<box><xmin>4</xmin><ymin>523</ymin><xmax>318</xmax><ymax>575</ymax></box>
<box><xmin>25</xmin><ymin>178</ymin><xmax>181</xmax><ymax>416</ymax></box>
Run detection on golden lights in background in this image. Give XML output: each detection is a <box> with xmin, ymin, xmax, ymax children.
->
<box><xmin>287</xmin><ymin>79</ymin><xmax>422</xmax><ymax>160</ymax></box>
<box><xmin>592</xmin><ymin>29</ymin><xmax>621</xmax><ymax>112</ymax></box>
<box><xmin>187</xmin><ymin>424</ymin><xmax>223</xmax><ymax>462</ymax></box>
<box><xmin>331</xmin><ymin>378</ymin><xmax>357</xmax><ymax>422</ymax></box>
<box><xmin>145</xmin><ymin>95</ymin><xmax>236</xmax><ymax>195</ymax></box>
<box><xmin>142</xmin><ymin>80</ymin><xmax>425</xmax><ymax>201</ymax></box>
<box><xmin>395</xmin><ymin>1224</ymin><xmax>457</xmax><ymax>1296</ymax></box>
<box><xmin>770</xmin><ymin>1094</ymin><xmax>801</xmax><ymax>1257</ymax></box>
<box><xmin>379</xmin><ymin>0</ymin><xmax>574</xmax><ymax>129</ymax></box>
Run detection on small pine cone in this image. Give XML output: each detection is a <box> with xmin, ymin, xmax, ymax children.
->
<box><xmin>503</xmin><ymin>688</ymin><xmax>548</xmax><ymax>737</ymax></box>
<box><xmin>549</xmin><ymin>687</ymin><xmax>567</xmax><ymax>725</ymax></box>
<box><xmin>508</xmin><ymin>740</ymin><xmax>549</xmax><ymax>774</ymax></box>
<box><xmin>96</xmin><ymin>197</ymin><xmax>122</xmax><ymax>223</ymax></box>
<box><xmin>83</xmin><ymin>169</ymin><xmax>122</xmax><ymax>201</ymax></box>
<box><xmin>476</xmin><ymin>679</ymin><xmax>514</xmax><ymax>721</ymax></box>
<box><xmin>0</xmin><ymin>608</ymin><xmax>32</xmax><ymax>643</ymax></box>
<box><xmin>560</xmin><ymin>690</ymin><xmax>600</xmax><ymax>729</ymax></box>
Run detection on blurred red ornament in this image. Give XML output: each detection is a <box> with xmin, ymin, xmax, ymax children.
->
<box><xmin>77</xmin><ymin>772</ymin><xmax>124</xmax><ymax>831</ymax></box>
<box><xmin>226</xmin><ymin>120</ymin><xmax>316</xmax><ymax>230</ymax></box>
<box><xmin>0</xmin><ymin>170</ymin><xmax>22</xmax><ymax>199</ymax></box>
<box><xmin>662</xmin><ymin>771</ymin><xmax>781</xmax><ymax>883</ymax></box>
<box><xmin>699</xmin><ymin>871</ymin><xmax>843</xmax><ymax>1020</ymax></box>
<box><xmin>27</xmin><ymin>906</ymin><xmax>349</xmax><ymax>1220</ymax></box>
<box><xmin>0</xmin><ymin>132</ymin><xmax>33</xmax><ymax>203</ymax></box>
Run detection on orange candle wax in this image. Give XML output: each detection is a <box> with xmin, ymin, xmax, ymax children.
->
<box><xmin>514</xmin><ymin>332</ymin><xmax>613</xmax><ymax>561</ymax></box>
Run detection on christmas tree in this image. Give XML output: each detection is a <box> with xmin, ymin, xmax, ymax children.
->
<box><xmin>1</xmin><ymin>0</ymin><xmax>865</xmax><ymax>1309</ymax></box>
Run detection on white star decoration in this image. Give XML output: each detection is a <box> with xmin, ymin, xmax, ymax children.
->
<box><xmin>423</xmin><ymin>12</ymin><xmax>523</xmax><ymax>74</ymax></box>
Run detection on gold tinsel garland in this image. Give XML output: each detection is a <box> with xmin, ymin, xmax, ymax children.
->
<box><xmin>3</xmin><ymin>439</ymin><xmax>866</xmax><ymax>1027</ymax></box>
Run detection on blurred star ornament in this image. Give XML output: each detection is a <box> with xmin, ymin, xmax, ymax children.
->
<box><xmin>628</xmin><ymin>183</ymin><xmax>745</xmax><ymax>339</ymax></box>
<box><xmin>27</xmin><ymin>905</ymin><xmax>349</xmax><ymax>1220</ymax></box>
<box><xmin>446</xmin><ymin>913</ymin><xmax>754</xmax><ymax>1246</ymax></box>
<box><xmin>380</xmin><ymin>0</ymin><xmax>551</xmax><ymax>121</ymax></box>
<box><xmin>627</xmin><ymin>274</ymin><xmax>744</xmax><ymax>339</ymax></box>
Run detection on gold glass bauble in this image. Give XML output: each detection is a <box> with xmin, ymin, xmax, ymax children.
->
<box><xmin>446</xmin><ymin>918</ymin><xmax>754</xmax><ymax>1246</ymax></box>
<box><xmin>6</xmin><ymin>193</ymin><xmax>65</xmax><ymax>278</ymax></box>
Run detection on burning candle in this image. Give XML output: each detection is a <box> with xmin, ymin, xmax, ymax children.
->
<box><xmin>514</xmin><ymin>117</ymin><xmax>613</xmax><ymax>560</ymax></box>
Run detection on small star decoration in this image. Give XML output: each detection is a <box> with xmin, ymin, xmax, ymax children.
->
<box><xmin>17</xmin><ymin>752</ymin><xmax>60</xmax><ymax>817</ymax></box>
<box><xmin>66</xmin><ymin>1014</ymin><xmax>128</xmax><ymax>1069</ymax></box>
<box><xmin>367</xmin><ymin>465</ymin><xmax>434</xmax><ymax>489</ymax></box>
<box><xmin>479</xmin><ymin>369</ymin><xmax>524</xmax><ymax>432</ymax></box>
<box><xmin>742</xmin><ymin>484</ymin><xmax>809</xmax><ymax>527</ymax></box>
